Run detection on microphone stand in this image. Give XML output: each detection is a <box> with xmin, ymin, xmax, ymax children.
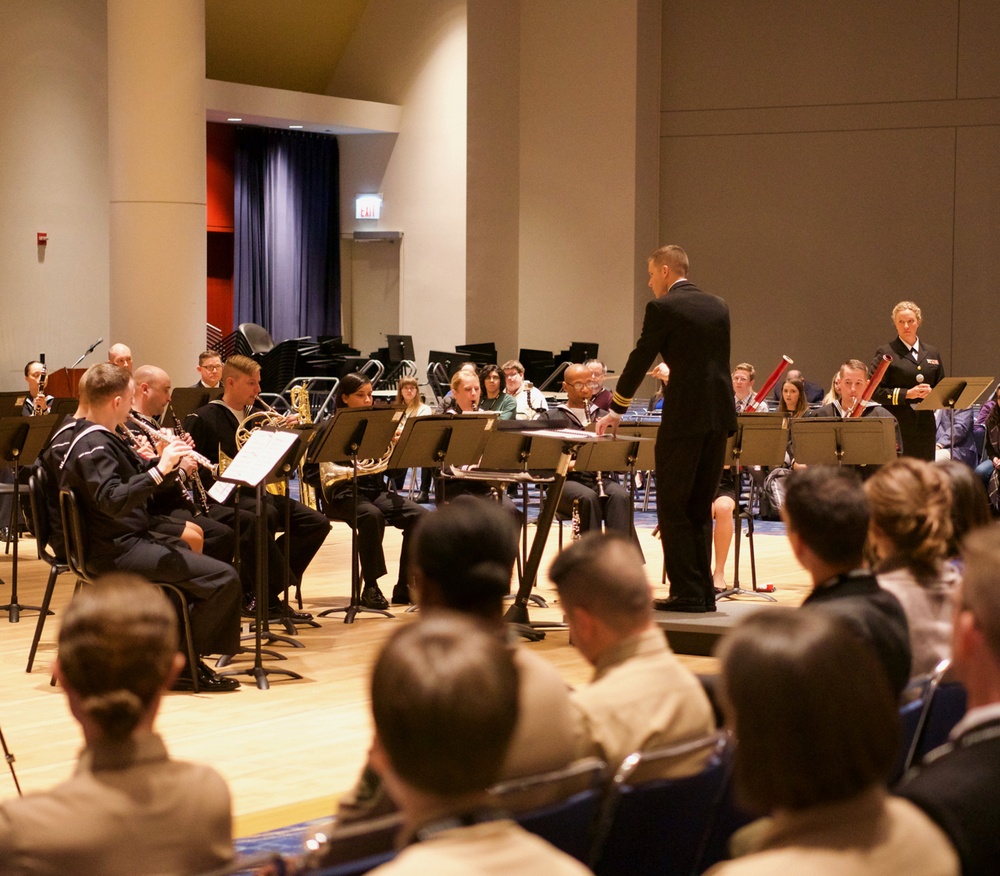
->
<box><xmin>69</xmin><ymin>337</ymin><xmax>103</xmax><ymax>369</ymax></box>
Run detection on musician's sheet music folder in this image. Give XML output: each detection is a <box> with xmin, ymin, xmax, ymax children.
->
<box><xmin>210</xmin><ymin>429</ymin><xmax>299</xmax><ymax>502</ymax></box>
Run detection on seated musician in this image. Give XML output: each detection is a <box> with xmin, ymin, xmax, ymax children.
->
<box><xmin>22</xmin><ymin>360</ymin><xmax>53</xmax><ymax>416</ymax></box>
<box><xmin>478</xmin><ymin>363</ymin><xmax>517</xmax><ymax>419</ymax></box>
<box><xmin>585</xmin><ymin>359</ymin><xmax>613</xmax><ymax>411</ymax></box>
<box><xmin>732</xmin><ymin>362</ymin><xmax>768</xmax><ymax>412</ymax></box>
<box><xmin>184</xmin><ymin>355</ymin><xmax>330</xmax><ymax>616</ymax></box>
<box><xmin>193</xmin><ymin>350</ymin><xmax>223</xmax><ymax>389</ymax></box>
<box><xmin>57</xmin><ymin>364</ymin><xmax>241</xmax><ymax>692</ymax></box>
<box><xmin>130</xmin><ymin>365</ymin><xmax>286</xmax><ymax>615</ymax></box>
<box><xmin>538</xmin><ymin>363</ymin><xmax>640</xmax><ymax>549</ymax></box>
<box><xmin>107</xmin><ymin>343</ymin><xmax>132</xmax><ymax>372</ymax></box>
<box><xmin>502</xmin><ymin>359</ymin><xmax>548</xmax><ymax>419</ymax></box>
<box><xmin>318</xmin><ymin>373</ymin><xmax>427</xmax><ymax>609</ymax></box>
<box><xmin>806</xmin><ymin>358</ymin><xmax>902</xmax><ymax>439</ymax></box>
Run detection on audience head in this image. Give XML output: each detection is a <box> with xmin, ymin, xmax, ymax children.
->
<box><xmin>221</xmin><ymin>355</ymin><xmax>261</xmax><ymax>408</ymax></box>
<box><xmin>864</xmin><ymin>458</ymin><xmax>952</xmax><ymax>581</ymax></box>
<box><xmin>337</xmin><ymin>372</ymin><xmax>374</xmax><ymax>409</ymax></box>
<box><xmin>394</xmin><ymin>376</ymin><xmax>421</xmax><ymax>410</ymax></box>
<box><xmin>478</xmin><ymin>364</ymin><xmax>505</xmax><ymax>400</ymax></box>
<box><xmin>410</xmin><ymin>499</ymin><xmax>518</xmax><ymax>620</ymax></box>
<box><xmin>549</xmin><ymin>533</ymin><xmax>652</xmax><ymax>664</ymax></box>
<box><xmin>370</xmin><ymin>615</ymin><xmax>519</xmax><ymax>801</ymax></box>
<box><xmin>955</xmin><ymin>527</ymin><xmax>1000</xmax><ymax>689</ymax></box>
<box><xmin>934</xmin><ymin>459</ymin><xmax>991</xmax><ymax>558</ymax></box>
<box><xmin>450</xmin><ymin>370</ymin><xmax>481</xmax><ymax>412</ymax></box>
<box><xmin>717</xmin><ymin>610</ymin><xmax>898</xmax><ymax>815</ymax></box>
<box><xmin>56</xmin><ymin>574</ymin><xmax>181</xmax><ymax>743</ymax></box>
<box><xmin>782</xmin><ymin>467</ymin><xmax>869</xmax><ymax>573</ymax></box>
<box><xmin>108</xmin><ymin>343</ymin><xmax>133</xmax><ymax>372</ymax></box>
<box><xmin>778</xmin><ymin>377</ymin><xmax>808</xmax><ymax>417</ymax></box>
<box><xmin>196</xmin><ymin>351</ymin><xmax>224</xmax><ymax>388</ymax></box>
<box><xmin>132</xmin><ymin>365</ymin><xmax>172</xmax><ymax>418</ymax></box>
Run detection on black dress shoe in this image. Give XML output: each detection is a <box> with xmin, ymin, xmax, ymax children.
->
<box><xmin>172</xmin><ymin>660</ymin><xmax>240</xmax><ymax>692</ymax></box>
<box><xmin>268</xmin><ymin>602</ymin><xmax>314</xmax><ymax>622</ymax></box>
<box><xmin>391</xmin><ymin>584</ymin><xmax>411</xmax><ymax>605</ymax></box>
<box><xmin>361</xmin><ymin>585</ymin><xmax>389</xmax><ymax>610</ymax></box>
<box><xmin>652</xmin><ymin>597</ymin><xmax>716</xmax><ymax>613</ymax></box>
<box><xmin>415</xmin><ymin>491</ymin><xmax>430</xmax><ymax>504</ymax></box>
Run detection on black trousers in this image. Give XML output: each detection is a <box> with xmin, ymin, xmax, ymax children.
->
<box><xmin>655</xmin><ymin>430</ymin><xmax>729</xmax><ymax>606</ymax></box>
<box><xmin>558</xmin><ymin>478</ymin><xmax>643</xmax><ymax>559</ymax></box>
<box><xmin>97</xmin><ymin>538</ymin><xmax>242</xmax><ymax>657</ymax></box>
<box><xmin>324</xmin><ymin>491</ymin><xmax>427</xmax><ymax>588</ymax></box>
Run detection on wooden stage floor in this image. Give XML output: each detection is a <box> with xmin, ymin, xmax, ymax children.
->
<box><xmin>0</xmin><ymin>516</ymin><xmax>811</xmax><ymax>838</ymax></box>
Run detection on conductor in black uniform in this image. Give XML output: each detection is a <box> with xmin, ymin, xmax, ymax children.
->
<box><xmin>871</xmin><ymin>300</ymin><xmax>944</xmax><ymax>460</ymax></box>
<box><xmin>597</xmin><ymin>245</ymin><xmax>735</xmax><ymax>612</ymax></box>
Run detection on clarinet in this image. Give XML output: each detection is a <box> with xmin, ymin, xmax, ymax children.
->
<box><xmin>33</xmin><ymin>360</ymin><xmax>49</xmax><ymax>415</ymax></box>
<box><xmin>168</xmin><ymin>411</ymin><xmax>215</xmax><ymax>512</ymax></box>
<box><xmin>127</xmin><ymin>415</ymin><xmax>208</xmax><ymax>516</ymax></box>
<box><xmin>582</xmin><ymin>403</ymin><xmax>607</xmax><ymax>499</ymax></box>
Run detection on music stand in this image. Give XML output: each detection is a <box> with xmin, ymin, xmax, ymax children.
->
<box><xmin>717</xmin><ymin>414</ymin><xmax>787</xmax><ymax>603</ymax></box>
<box><xmin>572</xmin><ymin>431</ymin><xmax>648</xmax><ymax>535</ymax></box>
<box><xmin>308</xmin><ymin>407</ymin><xmax>402</xmax><ymax>623</ymax></box>
<box><xmin>914</xmin><ymin>376</ymin><xmax>994</xmax><ymax>459</ymax></box>
<box><xmin>791</xmin><ymin>417</ymin><xmax>898</xmax><ymax>467</ymax></box>
<box><xmin>613</xmin><ymin>423</ymin><xmax>659</xmax><ymax>512</ymax></box>
<box><xmin>0</xmin><ymin>416</ymin><xmax>66</xmax><ymax>621</ymax></box>
<box><xmin>168</xmin><ymin>386</ymin><xmax>222</xmax><ymax>424</ymax></box>
<box><xmin>386</xmin><ymin>334</ymin><xmax>415</xmax><ymax>364</ymax></box>
<box><xmin>0</xmin><ymin>393</ymin><xmax>26</xmax><ymax>418</ymax></box>
<box><xmin>214</xmin><ymin>428</ymin><xmax>303</xmax><ymax>689</ymax></box>
<box><xmin>503</xmin><ymin>430</ymin><xmax>618</xmax><ymax>636</ymax></box>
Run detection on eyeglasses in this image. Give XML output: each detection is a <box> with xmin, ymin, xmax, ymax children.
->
<box><xmin>201</xmin><ymin>364</ymin><xmax>222</xmax><ymax>371</ymax></box>
<box><xmin>567</xmin><ymin>382</ymin><xmax>592</xmax><ymax>391</ymax></box>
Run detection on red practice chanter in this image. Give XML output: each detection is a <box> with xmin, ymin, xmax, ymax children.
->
<box><xmin>744</xmin><ymin>355</ymin><xmax>793</xmax><ymax>412</ymax></box>
<box><xmin>847</xmin><ymin>354</ymin><xmax>892</xmax><ymax>418</ymax></box>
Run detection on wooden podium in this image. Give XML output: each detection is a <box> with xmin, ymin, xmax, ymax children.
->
<box><xmin>44</xmin><ymin>368</ymin><xmax>85</xmax><ymax>398</ymax></box>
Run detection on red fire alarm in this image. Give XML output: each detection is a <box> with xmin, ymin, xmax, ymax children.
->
<box><xmin>37</xmin><ymin>232</ymin><xmax>48</xmax><ymax>246</ymax></box>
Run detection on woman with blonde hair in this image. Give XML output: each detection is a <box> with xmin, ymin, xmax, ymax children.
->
<box><xmin>864</xmin><ymin>458</ymin><xmax>960</xmax><ymax>676</ymax></box>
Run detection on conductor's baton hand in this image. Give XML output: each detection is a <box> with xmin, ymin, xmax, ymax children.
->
<box><xmin>596</xmin><ymin>411</ymin><xmax>621</xmax><ymax>438</ymax></box>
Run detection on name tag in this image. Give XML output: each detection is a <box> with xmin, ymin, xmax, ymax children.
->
<box><xmin>927</xmin><ymin>358</ymin><xmax>940</xmax><ymax>365</ymax></box>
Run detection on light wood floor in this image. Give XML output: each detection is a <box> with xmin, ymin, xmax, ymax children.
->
<box><xmin>0</xmin><ymin>516</ymin><xmax>811</xmax><ymax>838</ymax></box>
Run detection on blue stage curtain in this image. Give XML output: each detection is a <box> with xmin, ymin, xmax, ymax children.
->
<box><xmin>234</xmin><ymin>127</ymin><xmax>341</xmax><ymax>340</ymax></box>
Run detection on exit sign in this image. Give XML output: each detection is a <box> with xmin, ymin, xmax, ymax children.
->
<box><xmin>355</xmin><ymin>193</ymin><xmax>383</xmax><ymax>220</ymax></box>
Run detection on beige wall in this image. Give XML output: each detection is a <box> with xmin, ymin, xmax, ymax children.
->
<box><xmin>330</xmin><ymin>0</ymin><xmax>468</xmax><ymax>364</ymax></box>
<box><xmin>659</xmin><ymin>0</ymin><xmax>1000</xmax><ymax>386</ymax></box>
<box><xmin>0</xmin><ymin>0</ymin><xmax>110</xmax><ymax>386</ymax></box>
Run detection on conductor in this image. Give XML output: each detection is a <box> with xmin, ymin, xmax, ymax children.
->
<box><xmin>597</xmin><ymin>245</ymin><xmax>735</xmax><ymax>612</ymax></box>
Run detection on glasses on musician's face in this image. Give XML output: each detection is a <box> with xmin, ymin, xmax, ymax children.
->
<box><xmin>567</xmin><ymin>382</ymin><xmax>591</xmax><ymax>392</ymax></box>
<box><xmin>201</xmin><ymin>364</ymin><xmax>222</xmax><ymax>372</ymax></box>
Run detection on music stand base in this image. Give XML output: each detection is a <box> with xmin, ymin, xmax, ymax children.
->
<box><xmin>503</xmin><ymin>593</ymin><xmax>548</xmax><ymax>608</ymax></box>
<box><xmin>220</xmin><ymin>665</ymin><xmax>303</xmax><ymax>691</ymax></box>
<box><xmin>216</xmin><ymin>646</ymin><xmax>286</xmax><ymax>668</ymax></box>
<box><xmin>319</xmin><ymin>604</ymin><xmax>395</xmax><ymax>623</ymax></box>
<box><xmin>717</xmin><ymin>585</ymin><xmax>777</xmax><ymax>603</ymax></box>
<box><xmin>1</xmin><ymin>602</ymin><xmax>46</xmax><ymax>624</ymax></box>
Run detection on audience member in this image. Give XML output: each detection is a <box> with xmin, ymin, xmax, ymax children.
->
<box><xmin>865</xmin><ymin>458</ymin><xmax>960</xmax><ymax>677</ymax></box>
<box><xmin>935</xmin><ymin>408</ymin><xmax>977</xmax><ymax>467</ymax></box>
<box><xmin>898</xmin><ymin>525</ymin><xmax>1000</xmax><ymax>876</ymax></box>
<box><xmin>973</xmin><ymin>384</ymin><xmax>1000</xmax><ymax>513</ymax></box>
<box><xmin>706</xmin><ymin>610</ymin><xmax>959</xmax><ymax>876</ymax></box>
<box><xmin>333</xmin><ymin>499</ymin><xmax>575</xmax><ymax>827</ymax></box>
<box><xmin>0</xmin><ymin>576</ymin><xmax>234</xmax><ymax>875</ymax></box>
<box><xmin>362</xmin><ymin>616</ymin><xmax>589</xmax><ymax>876</ymax></box>
<box><xmin>550</xmin><ymin>532</ymin><xmax>714</xmax><ymax>773</ymax></box>
<box><xmin>782</xmin><ymin>466</ymin><xmax>911</xmax><ymax>698</ymax></box>
<box><xmin>933</xmin><ymin>459</ymin><xmax>991</xmax><ymax>565</ymax></box>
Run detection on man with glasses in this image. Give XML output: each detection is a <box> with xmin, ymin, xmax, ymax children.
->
<box><xmin>538</xmin><ymin>363</ymin><xmax>639</xmax><ymax>545</ymax></box>
<box><xmin>193</xmin><ymin>351</ymin><xmax>224</xmax><ymax>389</ymax></box>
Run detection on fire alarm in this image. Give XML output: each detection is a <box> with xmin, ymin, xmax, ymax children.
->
<box><xmin>37</xmin><ymin>232</ymin><xmax>48</xmax><ymax>246</ymax></box>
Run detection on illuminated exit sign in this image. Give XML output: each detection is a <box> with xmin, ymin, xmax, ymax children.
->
<box><xmin>355</xmin><ymin>193</ymin><xmax>383</xmax><ymax>220</ymax></box>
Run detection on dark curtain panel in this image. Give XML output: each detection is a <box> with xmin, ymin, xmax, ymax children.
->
<box><xmin>234</xmin><ymin>127</ymin><xmax>341</xmax><ymax>341</ymax></box>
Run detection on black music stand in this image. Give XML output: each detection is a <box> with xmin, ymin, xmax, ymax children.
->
<box><xmin>790</xmin><ymin>417</ymin><xmax>898</xmax><ymax>468</ymax></box>
<box><xmin>394</xmin><ymin>414</ymin><xmax>498</xmax><ymax>502</ymax></box>
<box><xmin>716</xmin><ymin>415</ymin><xmax>787</xmax><ymax>603</ymax></box>
<box><xmin>0</xmin><ymin>416</ymin><xmax>67</xmax><ymax>621</ymax></box>
<box><xmin>215</xmin><ymin>429</ymin><xmax>303</xmax><ymax>689</ymax></box>
<box><xmin>915</xmin><ymin>376</ymin><xmax>994</xmax><ymax>458</ymax></box>
<box><xmin>308</xmin><ymin>407</ymin><xmax>402</xmax><ymax>623</ymax></box>
<box><xmin>503</xmin><ymin>430</ymin><xmax>619</xmax><ymax>638</ymax></box>
<box><xmin>613</xmin><ymin>423</ymin><xmax>659</xmax><ymax>511</ymax></box>
<box><xmin>167</xmin><ymin>386</ymin><xmax>222</xmax><ymax>424</ymax></box>
<box><xmin>0</xmin><ymin>393</ymin><xmax>26</xmax><ymax>418</ymax></box>
<box><xmin>572</xmin><ymin>431</ymin><xmax>648</xmax><ymax>539</ymax></box>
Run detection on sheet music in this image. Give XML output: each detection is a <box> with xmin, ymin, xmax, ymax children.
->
<box><xmin>209</xmin><ymin>429</ymin><xmax>299</xmax><ymax>502</ymax></box>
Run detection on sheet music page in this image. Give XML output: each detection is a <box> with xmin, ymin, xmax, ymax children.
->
<box><xmin>208</xmin><ymin>429</ymin><xmax>299</xmax><ymax>502</ymax></box>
